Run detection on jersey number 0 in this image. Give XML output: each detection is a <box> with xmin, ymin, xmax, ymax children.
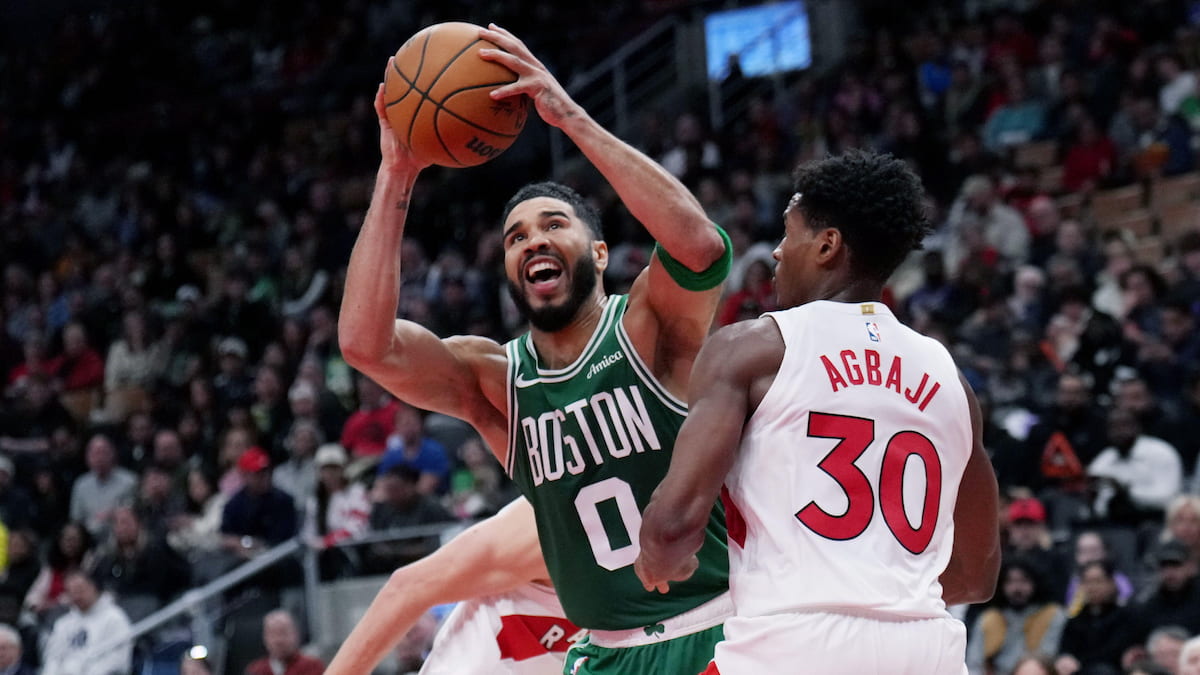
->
<box><xmin>798</xmin><ymin>412</ymin><xmax>943</xmax><ymax>554</ymax></box>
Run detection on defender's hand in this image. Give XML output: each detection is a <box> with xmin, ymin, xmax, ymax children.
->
<box><xmin>634</xmin><ymin>552</ymin><xmax>699</xmax><ymax>594</ymax></box>
<box><xmin>478</xmin><ymin>24</ymin><xmax>583</xmax><ymax>129</ymax></box>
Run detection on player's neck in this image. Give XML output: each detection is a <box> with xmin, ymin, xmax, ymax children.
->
<box><xmin>819</xmin><ymin>277</ymin><xmax>883</xmax><ymax>305</ymax></box>
<box><xmin>529</xmin><ymin>294</ymin><xmax>607</xmax><ymax>369</ymax></box>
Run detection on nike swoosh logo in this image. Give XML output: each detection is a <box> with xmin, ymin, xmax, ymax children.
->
<box><xmin>514</xmin><ymin>372</ymin><xmax>540</xmax><ymax>387</ymax></box>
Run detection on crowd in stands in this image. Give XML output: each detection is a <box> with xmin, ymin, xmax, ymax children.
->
<box><xmin>4</xmin><ymin>0</ymin><xmax>1200</xmax><ymax>672</ymax></box>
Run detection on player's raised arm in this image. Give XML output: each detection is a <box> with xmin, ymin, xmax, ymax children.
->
<box><xmin>635</xmin><ymin>319</ymin><xmax>783</xmax><ymax>593</ymax></box>
<box><xmin>339</xmin><ymin>80</ymin><xmax>508</xmax><ymax>451</ymax></box>
<box><xmin>479</xmin><ymin>25</ymin><xmax>723</xmax><ymax>271</ymax></box>
<box><xmin>939</xmin><ymin>373</ymin><xmax>1001</xmax><ymax>606</ymax></box>
<box><xmin>325</xmin><ymin>498</ymin><xmax>548</xmax><ymax>675</ymax></box>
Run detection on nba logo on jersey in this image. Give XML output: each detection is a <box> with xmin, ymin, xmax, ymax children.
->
<box><xmin>866</xmin><ymin>322</ymin><xmax>881</xmax><ymax>342</ymax></box>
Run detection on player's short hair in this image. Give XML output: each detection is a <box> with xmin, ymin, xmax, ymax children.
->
<box><xmin>502</xmin><ymin>181</ymin><xmax>603</xmax><ymax>239</ymax></box>
<box><xmin>791</xmin><ymin>151</ymin><xmax>930</xmax><ymax>283</ymax></box>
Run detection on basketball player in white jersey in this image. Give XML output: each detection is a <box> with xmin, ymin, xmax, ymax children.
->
<box><xmin>326</xmin><ymin>497</ymin><xmax>584</xmax><ymax>675</ymax></box>
<box><xmin>634</xmin><ymin>151</ymin><xmax>1001</xmax><ymax>674</ymax></box>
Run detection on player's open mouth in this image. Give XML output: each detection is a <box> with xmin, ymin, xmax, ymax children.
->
<box><xmin>524</xmin><ymin>257</ymin><xmax>564</xmax><ymax>296</ymax></box>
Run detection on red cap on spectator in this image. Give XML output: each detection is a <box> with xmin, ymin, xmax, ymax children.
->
<box><xmin>1007</xmin><ymin>497</ymin><xmax>1046</xmax><ymax>524</ymax></box>
<box><xmin>237</xmin><ymin>447</ymin><xmax>271</xmax><ymax>473</ymax></box>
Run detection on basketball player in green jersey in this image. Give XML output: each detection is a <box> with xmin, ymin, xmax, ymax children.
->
<box><xmin>340</xmin><ymin>23</ymin><xmax>731</xmax><ymax>675</ymax></box>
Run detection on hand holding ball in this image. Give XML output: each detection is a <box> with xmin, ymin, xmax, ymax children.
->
<box><xmin>383</xmin><ymin>22</ymin><xmax>528</xmax><ymax>168</ymax></box>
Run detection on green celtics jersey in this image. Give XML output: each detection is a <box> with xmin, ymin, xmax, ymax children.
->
<box><xmin>504</xmin><ymin>294</ymin><xmax>728</xmax><ymax>630</ymax></box>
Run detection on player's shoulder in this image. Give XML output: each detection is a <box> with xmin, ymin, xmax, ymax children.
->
<box><xmin>702</xmin><ymin>317</ymin><xmax>785</xmax><ymax>375</ymax></box>
<box><xmin>710</xmin><ymin>315</ymin><xmax>781</xmax><ymax>345</ymax></box>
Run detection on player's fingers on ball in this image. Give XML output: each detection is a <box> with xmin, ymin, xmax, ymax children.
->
<box><xmin>482</xmin><ymin>25</ymin><xmax>533</xmax><ymax>59</ymax></box>
<box><xmin>478</xmin><ymin>48</ymin><xmax>523</xmax><ymax>71</ymax></box>
<box><xmin>484</xmin><ymin>23</ymin><xmax>519</xmax><ymax>43</ymax></box>
<box><xmin>488</xmin><ymin>83</ymin><xmax>530</xmax><ymax>100</ymax></box>
<box><xmin>374</xmin><ymin>83</ymin><xmax>388</xmax><ymax>121</ymax></box>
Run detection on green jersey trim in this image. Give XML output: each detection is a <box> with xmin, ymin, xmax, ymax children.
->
<box><xmin>521</xmin><ymin>297</ymin><xmax>623</xmax><ymax>384</ymax></box>
<box><xmin>613</xmin><ymin>319</ymin><xmax>688</xmax><ymax>417</ymax></box>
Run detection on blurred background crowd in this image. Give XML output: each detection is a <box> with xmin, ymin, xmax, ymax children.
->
<box><xmin>4</xmin><ymin>0</ymin><xmax>1200</xmax><ymax>673</ymax></box>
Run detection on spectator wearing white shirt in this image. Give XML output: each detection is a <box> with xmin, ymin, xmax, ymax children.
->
<box><xmin>1156</xmin><ymin>52</ymin><xmax>1198</xmax><ymax>117</ymax></box>
<box><xmin>943</xmin><ymin>174</ymin><xmax>1030</xmax><ymax>272</ymax></box>
<box><xmin>1088</xmin><ymin>407</ymin><xmax>1183</xmax><ymax>526</ymax></box>
<box><xmin>68</xmin><ymin>435</ymin><xmax>137</xmax><ymax>537</ymax></box>
<box><xmin>303</xmin><ymin>444</ymin><xmax>369</xmax><ymax>579</ymax></box>
<box><xmin>40</xmin><ymin>571</ymin><xmax>131</xmax><ymax>675</ymax></box>
<box><xmin>1180</xmin><ymin>635</ymin><xmax>1200</xmax><ymax>675</ymax></box>
<box><xmin>273</xmin><ymin>419</ymin><xmax>321</xmax><ymax>508</ymax></box>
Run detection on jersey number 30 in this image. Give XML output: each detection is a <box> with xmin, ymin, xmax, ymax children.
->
<box><xmin>798</xmin><ymin>412</ymin><xmax>943</xmax><ymax>554</ymax></box>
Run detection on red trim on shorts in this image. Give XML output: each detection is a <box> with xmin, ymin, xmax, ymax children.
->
<box><xmin>721</xmin><ymin>485</ymin><xmax>747</xmax><ymax>548</ymax></box>
<box><xmin>702</xmin><ymin>661</ymin><xmax>722</xmax><ymax>675</ymax></box>
<box><xmin>496</xmin><ymin>615</ymin><xmax>584</xmax><ymax>661</ymax></box>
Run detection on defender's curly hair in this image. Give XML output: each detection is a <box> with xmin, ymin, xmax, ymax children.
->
<box><xmin>502</xmin><ymin>181</ymin><xmax>603</xmax><ymax>239</ymax></box>
<box><xmin>791</xmin><ymin>151</ymin><xmax>930</xmax><ymax>283</ymax></box>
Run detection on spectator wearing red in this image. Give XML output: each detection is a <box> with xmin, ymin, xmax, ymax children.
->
<box><xmin>245</xmin><ymin>610</ymin><xmax>324</xmax><ymax>675</ymax></box>
<box><xmin>340</xmin><ymin>374</ymin><xmax>398</xmax><ymax>458</ymax></box>
<box><xmin>47</xmin><ymin>323</ymin><xmax>104</xmax><ymax>392</ymax></box>
<box><xmin>23</xmin><ymin>521</ymin><xmax>92</xmax><ymax>619</ymax></box>
<box><xmin>717</xmin><ymin>259</ymin><xmax>776</xmax><ymax>327</ymax></box>
<box><xmin>5</xmin><ymin>335</ymin><xmax>54</xmax><ymax>395</ymax></box>
<box><xmin>987</xmin><ymin>11</ymin><xmax>1039</xmax><ymax>69</ymax></box>
<box><xmin>1062</xmin><ymin>115</ymin><xmax>1116</xmax><ymax>193</ymax></box>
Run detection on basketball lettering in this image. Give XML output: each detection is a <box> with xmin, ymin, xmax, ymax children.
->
<box><xmin>466</xmin><ymin>136</ymin><xmax>502</xmax><ymax>159</ymax></box>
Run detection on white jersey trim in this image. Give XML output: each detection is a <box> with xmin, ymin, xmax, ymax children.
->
<box><xmin>613</xmin><ymin>319</ymin><xmax>688</xmax><ymax>417</ymax></box>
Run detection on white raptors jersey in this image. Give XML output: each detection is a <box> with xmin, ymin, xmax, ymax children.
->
<box><xmin>723</xmin><ymin>301</ymin><xmax>971</xmax><ymax>620</ymax></box>
<box><xmin>420</xmin><ymin>582</ymin><xmax>587</xmax><ymax>675</ymax></box>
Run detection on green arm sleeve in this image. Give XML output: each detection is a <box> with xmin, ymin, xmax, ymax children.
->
<box><xmin>652</xmin><ymin>224</ymin><xmax>733</xmax><ymax>292</ymax></box>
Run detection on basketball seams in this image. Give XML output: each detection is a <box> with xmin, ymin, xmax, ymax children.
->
<box><xmin>385</xmin><ymin>58</ymin><xmax>414</xmax><ymax>108</ymax></box>
<box><xmin>390</xmin><ymin>72</ymin><xmax>522</xmax><ymax>137</ymax></box>
<box><xmin>428</xmin><ymin>37</ymin><xmax>491</xmax><ymax>165</ymax></box>
<box><xmin>384</xmin><ymin>23</ymin><xmax>528</xmax><ymax>167</ymax></box>
<box><xmin>405</xmin><ymin>30</ymin><xmax>434</xmax><ymax>148</ymax></box>
<box><xmin>438</xmin><ymin>83</ymin><xmax>527</xmax><ymax>135</ymax></box>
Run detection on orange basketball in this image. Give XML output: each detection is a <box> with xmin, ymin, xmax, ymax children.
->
<box><xmin>384</xmin><ymin>22</ymin><xmax>529</xmax><ymax>168</ymax></box>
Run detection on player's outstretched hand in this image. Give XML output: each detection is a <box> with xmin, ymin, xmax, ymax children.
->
<box><xmin>373</xmin><ymin>74</ymin><xmax>430</xmax><ymax>174</ymax></box>
<box><xmin>634</xmin><ymin>552</ymin><xmax>699</xmax><ymax>595</ymax></box>
<box><xmin>478</xmin><ymin>24</ymin><xmax>582</xmax><ymax>129</ymax></box>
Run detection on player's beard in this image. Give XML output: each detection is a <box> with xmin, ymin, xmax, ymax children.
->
<box><xmin>507</xmin><ymin>252</ymin><xmax>598</xmax><ymax>332</ymax></box>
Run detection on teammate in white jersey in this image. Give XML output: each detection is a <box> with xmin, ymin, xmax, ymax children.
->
<box><xmin>635</xmin><ymin>151</ymin><xmax>1001</xmax><ymax>674</ymax></box>
<box><xmin>326</xmin><ymin>497</ymin><xmax>584</xmax><ymax>675</ymax></box>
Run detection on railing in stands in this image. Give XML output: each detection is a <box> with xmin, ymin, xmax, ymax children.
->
<box><xmin>87</xmin><ymin>521</ymin><xmax>468</xmax><ymax>674</ymax></box>
<box><xmin>550</xmin><ymin>16</ymin><xmax>683</xmax><ymax>179</ymax></box>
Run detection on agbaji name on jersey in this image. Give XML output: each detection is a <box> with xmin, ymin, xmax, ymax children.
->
<box><xmin>818</xmin><ymin>348</ymin><xmax>942</xmax><ymax>412</ymax></box>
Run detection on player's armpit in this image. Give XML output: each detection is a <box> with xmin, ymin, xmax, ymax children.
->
<box><xmin>622</xmin><ymin>253</ymin><xmax>725</xmax><ymax>397</ymax></box>
<box><xmin>940</xmin><ymin>374</ymin><xmax>1001</xmax><ymax>606</ymax></box>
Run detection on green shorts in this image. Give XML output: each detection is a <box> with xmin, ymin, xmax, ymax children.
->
<box><xmin>563</xmin><ymin>623</ymin><xmax>724</xmax><ymax>675</ymax></box>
